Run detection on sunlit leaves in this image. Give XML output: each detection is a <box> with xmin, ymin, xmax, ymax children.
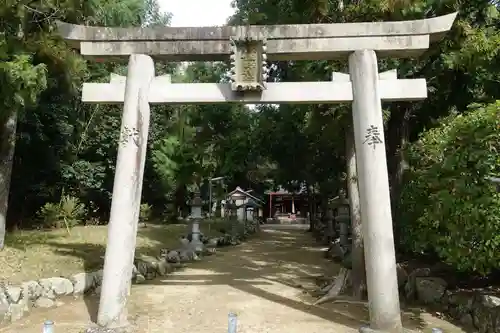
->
<box><xmin>401</xmin><ymin>101</ymin><xmax>500</xmax><ymax>274</ymax></box>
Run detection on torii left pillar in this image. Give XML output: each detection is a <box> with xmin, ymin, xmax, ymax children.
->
<box><xmin>97</xmin><ymin>54</ymin><xmax>155</xmax><ymax>329</ymax></box>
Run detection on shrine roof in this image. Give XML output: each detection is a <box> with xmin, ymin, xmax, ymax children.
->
<box><xmin>226</xmin><ymin>187</ymin><xmax>264</xmax><ymax>203</ymax></box>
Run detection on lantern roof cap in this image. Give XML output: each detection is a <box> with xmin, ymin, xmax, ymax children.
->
<box><xmin>191</xmin><ymin>192</ymin><xmax>203</xmax><ymax>206</ymax></box>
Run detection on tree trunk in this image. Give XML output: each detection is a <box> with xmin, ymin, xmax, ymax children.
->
<box><xmin>345</xmin><ymin>124</ymin><xmax>366</xmax><ymax>299</ymax></box>
<box><xmin>306</xmin><ymin>183</ymin><xmax>315</xmax><ymax>232</ymax></box>
<box><xmin>0</xmin><ymin>111</ymin><xmax>18</xmax><ymax>250</ymax></box>
<box><xmin>326</xmin><ymin>207</ymin><xmax>334</xmax><ymax>243</ymax></box>
<box><xmin>316</xmin><ymin>196</ymin><xmax>329</xmax><ymax>242</ymax></box>
<box><xmin>174</xmin><ymin>184</ymin><xmax>187</xmax><ymax>219</ymax></box>
<box><xmin>387</xmin><ymin>105</ymin><xmax>411</xmax><ymax>247</ymax></box>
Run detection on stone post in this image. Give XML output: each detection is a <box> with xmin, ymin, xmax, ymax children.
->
<box><xmin>97</xmin><ymin>54</ymin><xmax>155</xmax><ymax>329</ymax></box>
<box><xmin>221</xmin><ymin>200</ymin><xmax>225</xmax><ymax>218</ymax></box>
<box><xmin>190</xmin><ymin>191</ymin><xmax>204</xmax><ymax>253</ymax></box>
<box><xmin>229</xmin><ymin>202</ymin><xmax>239</xmax><ymax>237</ymax></box>
<box><xmin>337</xmin><ymin>200</ymin><xmax>350</xmax><ymax>247</ymax></box>
<box><xmin>349</xmin><ymin>50</ymin><xmax>402</xmax><ymax>332</ymax></box>
<box><xmin>325</xmin><ymin>206</ymin><xmax>335</xmax><ymax>243</ymax></box>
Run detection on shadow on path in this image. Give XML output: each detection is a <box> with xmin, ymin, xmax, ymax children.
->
<box><xmin>1</xmin><ymin>225</ymin><xmax>467</xmax><ymax>333</ymax></box>
<box><xmin>145</xmin><ymin>226</ymin><xmax>427</xmax><ymax>331</ymax></box>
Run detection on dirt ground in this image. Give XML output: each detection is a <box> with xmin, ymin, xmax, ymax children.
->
<box><xmin>1</xmin><ymin>226</ymin><xmax>466</xmax><ymax>333</ymax></box>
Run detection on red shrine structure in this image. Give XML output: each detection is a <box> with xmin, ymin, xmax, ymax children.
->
<box><xmin>266</xmin><ymin>186</ymin><xmax>317</xmax><ymax>223</ymax></box>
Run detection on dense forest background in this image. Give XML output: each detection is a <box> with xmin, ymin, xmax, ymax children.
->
<box><xmin>0</xmin><ymin>0</ymin><xmax>499</xmax><ymax>275</ymax></box>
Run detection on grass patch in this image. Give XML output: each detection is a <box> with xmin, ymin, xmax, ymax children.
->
<box><xmin>0</xmin><ymin>220</ymin><xmax>229</xmax><ymax>284</ymax></box>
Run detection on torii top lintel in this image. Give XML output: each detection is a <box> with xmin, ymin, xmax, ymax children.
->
<box><xmin>56</xmin><ymin>12</ymin><xmax>457</xmax><ymax>61</ymax></box>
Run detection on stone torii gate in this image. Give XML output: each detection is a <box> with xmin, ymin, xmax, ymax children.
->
<box><xmin>57</xmin><ymin>13</ymin><xmax>456</xmax><ymax>333</ymax></box>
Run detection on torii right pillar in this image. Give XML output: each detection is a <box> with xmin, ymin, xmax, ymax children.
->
<box><xmin>349</xmin><ymin>50</ymin><xmax>402</xmax><ymax>332</ymax></box>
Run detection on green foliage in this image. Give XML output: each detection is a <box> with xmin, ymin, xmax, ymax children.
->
<box><xmin>0</xmin><ymin>0</ymin><xmax>498</xmax><ymax>279</ymax></box>
<box><xmin>4</xmin><ymin>0</ymin><xmax>174</xmax><ymax>223</ymax></box>
<box><xmin>401</xmin><ymin>101</ymin><xmax>500</xmax><ymax>274</ymax></box>
<box><xmin>59</xmin><ymin>195</ymin><xmax>87</xmax><ymax>226</ymax></box>
<box><xmin>0</xmin><ymin>53</ymin><xmax>47</xmax><ymax>120</ymax></box>
<box><xmin>37</xmin><ymin>203</ymin><xmax>60</xmax><ymax>228</ymax></box>
<box><xmin>37</xmin><ymin>195</ymin><xmax>87</xmax><ymax>230</ymax></box>
<box><xmin>139</xmin><ymin>203</ymin><xmax>153</xmax><ymax>222</ymax></box>
<box><xmin>151</xmin><ymin>136</ymin><xmax>183</xmax><ymax>191</ymax></box>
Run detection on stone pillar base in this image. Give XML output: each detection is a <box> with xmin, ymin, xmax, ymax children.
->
<box><xmin>359</xmin><ymin>325</ymin><xmax>418</xmax><ymax>333</ymax></box>
<box><xmin>84</xmin><ymin>326</ymin><xmax>132</xmax><ymax>333</ymax></box>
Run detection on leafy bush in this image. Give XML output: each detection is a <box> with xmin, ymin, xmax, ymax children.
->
<box><xmin>139</xmin><ymin>203</ymin><xmax>153</xmax><ymax>223</ymax></box>
<box><xmin>37</xmin><ymin>195</ymin><xmax>87</xmax><ymax>231</ymax></box>
<box><xmin>38</xmin><ymin>203</ymin><xmax>61</xmax><ymax>228</ymax></box>
<box><xmin>400</xmin><ymin>101</ymin><xmax>500</xmax><ymax>275</ymax></box>
<box><xmin>161</xmin><ymin>203</ymin><xmax>179</xmax><ymax>224</ymax></box>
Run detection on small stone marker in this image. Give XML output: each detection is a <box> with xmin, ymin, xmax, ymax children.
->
<box><xmin>43</xmin><ymin>320</ymin><xmax>54</xmax><ymax>333</ymax></box>
<box><xmin>228</xmin><ymin>312</ymin><xmax>238</xmax><ymax>333</ymax></box>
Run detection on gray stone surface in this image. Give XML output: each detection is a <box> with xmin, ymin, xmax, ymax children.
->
<box><xmin>401</xmin><ymin>268</ymin><xmax>500</xmax><ymax>333</ymax></box>
<box><xmin>56</xmin><ymin>13</ymin><xmax>456</xmax><ymax>42</ymax></box>
<box><xmin>396</xmin><ymin>264</ymin><xmax>408</xmax><ymax>288</ymax></box>
<box><xmin>90</xmin><ymin>269</ymin><xmax>104</xmax><ymax>286</ymax></box>
<box><xmin>34</xmin><ymin>297</ymin><xmax>55</xmax><ymax>308</ymax></box>
<box><xmin>0</xmin><ymin>287</ymin><xmax>10</xmax><ymax>322</ymax></box>
<box><xmin>79</xmin><ymin>37</ymin><xmax>430</xmax><ymax>61</ymax></box>
<box><xmin>57</xmin><ymin>13</ymin><xmax>457</xmax><ymax>60</ymax></box>
<box><xmin>8</xmin><ymin>301</ymin><xmax>29</xmax><ymax>322</ymax></box>
<box><xmin>39</xmin><ymin>277</ymin><xmax>74</xmax><ymax>296</ymax></box>
<box><xmin>21</xmin><ymin>280</ymin><xmax>43</xmax><ymax>300</ymax></box>
<box><xmin>404</xmin><ymin>267</ymin><xmax>431</xmax><ymax>299</ymax></box>
<box><xmin>325</xmin><ymin>242</ymin><xmax>345</xmax><ymax>260</ymax></box>
<box><xmin>156</xmin><ymin>260</ymin><xmax>172</xmax><ymax>276</ymax></box>
<box><xmin>415</xmin><ymin>277</ymin><xmax>447</xmax><ymax>304</ymax></box>
<box><xmin>479</xmin><ymin>294</ymin><xmax>500</xmax><ymax>307</ymax></box>
<box><xmin>71</xmin><ymin>272</ymin><xmax>94</xmax><ymax>294</ymax></box>
<box><xmin>471</xmin><ymin>294</ymin><xmax>500</xmax><ymax>333</ymax></box>
<box><xmin>83</xmin><ymin>325</ymin><xmax>134</xmax><ymax>333</ymax></box>
<box><xmin>134</xmin><ymin>274</ymin><xmax>146</xmax><ymax>284</ymax></box>
<box><xmin>5</xmin><ymin>286</ymin><xmax>21</xmax><ymax>303</ymax></box>
<box><xmin>82</xmin><ymin>80</ymin><xmax>428</xmax><ymax>105</ymax></box>
<box><xmin>349</xmin><ymin>49</ymin><xmax>402</xmax><ymax>332</ymax></box>
<box><xmin>359</xmin><ymin>324</ymin><xmax>423</xmax><ymax>333</ymax></box>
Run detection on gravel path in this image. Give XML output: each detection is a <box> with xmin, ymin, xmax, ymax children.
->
<box><xmin>1</xmin><ymin>226</ymin><xmax>465</xmax><ymax>333</ymax></box>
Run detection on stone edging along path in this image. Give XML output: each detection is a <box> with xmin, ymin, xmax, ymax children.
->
<box><xmin>402</xmin><ymin>269</ymin><xmax>500</xmax><ymax>333</ymax></box>
<box><xmin>325</xmin><ymin>244</ymin><xmax>500</xmax><ymax>333</ymax></box>
<box><xmin>0</xmin><ymin>220</ymin><xmax>259</xmax><ymax>325</ymax></box>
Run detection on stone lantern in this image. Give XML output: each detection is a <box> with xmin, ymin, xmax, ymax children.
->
<box><xmin>220</xmin><ymin>199</ymin><xmax>226</xmax><ymax>218</ymax></box>
<box><xmin>225</xmin><ymin>200</ymin><xmax>238</xmax><ymax>219</ymax></box>
<box><xmin>332</xmin><ymin>190</ymin><xmax>350</xmax><ymax>247</ymax></box>
<box><xmin>225</xmin><ymin>200</ymin><xmax>239</xmax><ymax>237</ymax></box>
<box><xmin>245</xmin><ymin>199</ymin><xmax>260</xmax><ymax>221</ymax></box>
<box><xmin>190</xmin><ymin>191</ymin><xmax>204</xmax><ymax>252</ymax></box>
